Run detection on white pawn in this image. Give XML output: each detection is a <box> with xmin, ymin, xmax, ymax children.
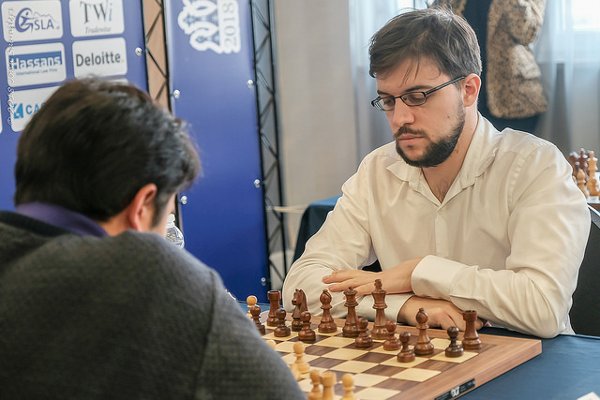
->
<box><xmin>293</xmin><ymin>341</ymin><xmax>310</xmax><ymax>374</ymax></box>
<box><xmin>342</xmin><ymin>373</ymin><xmax>356</xmax><ymax>400</ymax></box>
<box><xmin>308</xmin><ymin>370</ymin><xmax>322</xmax><ymax>400</ymax></box>
<box><xmin>246</xmin><ymin>295</ymin><xmax>257</xmax><ymax>318</ymax></box>
<box><xmin>321</xmin><ymin>371</ymin><xmax>336</xmax><ymax>400</ymax></box>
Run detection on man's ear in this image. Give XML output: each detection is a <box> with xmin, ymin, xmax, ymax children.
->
<box><xmin>462</xmin><ymin>73</ymin><xmax>481</xmax><ymax>107</ymax></box>
<box><xmin>126</xmin><ymin>183</ymin><xmax>158</xmax><ymax>232</ymax></box>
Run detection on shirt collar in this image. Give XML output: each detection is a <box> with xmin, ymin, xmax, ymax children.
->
<box><xmin>385</xmin><ymin>113</ymin><xmax>501</xmax><ymax>188</ymax></box>
<box><xmin>15</xmin><ymin>202</ymin><xmax>107</xmax><ymax>237</ymax></box>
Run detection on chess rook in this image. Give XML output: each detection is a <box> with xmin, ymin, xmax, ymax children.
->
<box><xmin>462</xmin><ymin>310</ymin><xmax>482</xmax><ymax>350</ymax></box>
<box><xmin>267</xmin><ymin>289</ymin><xmax>281</xmax><ymax>327</ymax></box>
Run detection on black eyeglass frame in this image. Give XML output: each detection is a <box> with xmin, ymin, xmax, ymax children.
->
<box><xmin>370</xmin><ymin>76</ymin><xmax>466</xmax><ymax>111</ymax></box>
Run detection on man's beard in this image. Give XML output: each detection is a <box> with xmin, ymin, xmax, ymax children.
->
<box><xmin>395</xmin><ymin>106</ymin><xmax>465</xmax><ymax>168</ymax></box>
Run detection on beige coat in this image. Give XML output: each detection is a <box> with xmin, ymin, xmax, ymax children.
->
<box><xmin>436</xmin><ymin>0</ymin><xmax>547</xmax><ymax>118</ymax></box>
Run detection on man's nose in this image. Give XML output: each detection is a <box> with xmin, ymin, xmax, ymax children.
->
<box><xmin>389</xmin><ymin>100</ymin><xmax>415</xmax><ymax>131</ymax></box>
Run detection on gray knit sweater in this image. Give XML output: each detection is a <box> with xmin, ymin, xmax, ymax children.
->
<box><xmin>0</xmin><ymin>211</ymin><xmax>303</xmax><ymax>399</ymax></box>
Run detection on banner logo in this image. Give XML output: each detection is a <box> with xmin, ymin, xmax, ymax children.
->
<box><xmin>69</xmin><ymin>0</ymin><xmax>124</xmax><ymax>37</ymax></box>
<box><xmin>6</xmin><ymin>43</ymin><xmax>66</xmax><ymax>87</ymax></box>
<box><xmin>2</xmin><ymin>1</ymin><xmax>63</xmax><ymax>42</ymax></box>
<box><xmin>9</xmin><ymin>86</ymin><xmax>58</xmax><ymax>132</ymax></box>
<box><xmin>177</xmin><ymin>0</ymin><xmax>241</xmax><ymax>54</ymax></box>
<box><xmin>72</xmin><ymin>38</ymin><xmax>127</xmax><ymax>78</ymax></box>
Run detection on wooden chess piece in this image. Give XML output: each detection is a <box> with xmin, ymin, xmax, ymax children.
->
<box><xmin>568</xmin><ymin>151</ymin><xmax>579</xmax><ymax>179</ymax></box>
<box><xmin>588</xmin><ymin>151</ymin><xmax>599</xmax><ymax>196</ymax></box>
<box><xmin>355</xmin><ymin>317</ymin><xmax>373</xmax><ymax>349</ymax></box>
<box><xmin>577</xmin><ymin>166</ymin><xmax>590</xmax><ymax>197</ymax></box>
<box><xmin>445</xmin><ymin>326</ymin><xmax>464</xmax><ymax>357</ymax></box>
<box><xmin>579</xmin><ymin>148</ymin><xmax>589</xmax><ymax>175</ymax></box>
<box><xmin>462</xmin><ymin>310</ymin><xmax>482</xmax><ymax>350</ymax></box>
<box><xmin>308</xmin><ymin>370</ymin><xmax>322</xmax><ymax>400</ymax></box>
<box><xmin>397</xmin><ymin>331</ymin><xmax>415</xmax><ymax>363</ymax></box>
<box><xmin>289</xmin><ymin>363</ymin><xmax>301</xmax><ymax>381</ymax></box>
<box><xmin>318</xmin><ymin>289</ymin><xmax>337</xmax><ymax>333</ymax></box>
<box><xmin>342</xmin><ymin>287</ymin><xmax>359</xmax><ymax>338</ymax></box>
<box><xmin>383</xmin><ymin>320</ymin><xmax>400</xmax><ymax>351</ymax></box>
<box><xmin>246</xmin><ymin>295</ymin><xmax>257</xmax><ymax>318</ymax></box>
<box><xmin>274</xmin><ymin>308</ymin><xmax>291</xmax><ymax>337</ymax></box>
<box><xmin>293</xmin><ymin>341</ymin><xmax>310</xmax><ymax>374</ymax></box>
<box><xmin>267</xmin><ymin>289</ymin><xmax>281</xmax><ymax>327</ymax></box>
<box><xmin>291</xmin><ymin>288</ymin><xmax>307</xmax><ymax>332</ymax></box>
<box><xmin>298</xmin><ymin>311</ymin><xmax>316</xmax><ymax>342</ymax></box>
<box><xmin>321</xmin><ymin>371</ymin><xmax>336</xmax><ymax>400</ymax></box>
<box><xmin>414</xmin><ymin>308</ymin><xmax>434</xmax><ymax>356</ymax></box>
<box><xmin>250</xmin><ymin>304</ymin><xmax>265</xmax><ymax>335</ymax></box>
<box><xmin>371</xmin><ymin>279</ymin><xmax>388</xmax><ymax>339</ymax></box>
<box><xmin>342</xmin><ymin>373</ymin><xmax>356</xmax><ymax>400</ymax></box>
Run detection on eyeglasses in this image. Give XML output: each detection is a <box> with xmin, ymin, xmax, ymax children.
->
<box><xmin>370</xmin><ymin>76</ymin><xmax>466</xmax><ymax>111</ymax></box>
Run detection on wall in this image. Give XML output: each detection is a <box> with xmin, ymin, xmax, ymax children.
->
<box><xmin>273</xmin><ymin>0</ymin><xmax>359</xmax><ymax>249</ymax></box>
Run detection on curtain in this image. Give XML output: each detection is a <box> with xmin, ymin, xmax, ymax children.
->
<box><xmin>535</xmin><ymin>0</ymin><xmax>600</xmax><ymax>154</ymax></box>
<box><xmin>349</xmin><ymin>0</ymin><xmax>428</xmax><ymax>159</ymax></box>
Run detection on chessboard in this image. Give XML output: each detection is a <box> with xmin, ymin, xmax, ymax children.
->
<box><xmin>262</xmin><ymin>317</ymin><xmax>541</xmax><ymax>400</ymax></box>
<box><xmin>248</xmin><ymin>287</ymin><xmax>542</xmax><ymax>400</ymax></box>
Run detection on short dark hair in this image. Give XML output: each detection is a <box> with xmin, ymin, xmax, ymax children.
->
<box><xmin>14</xmin><ymin>78</ymin><xmax>201</xmax><ymax>225</ymax></box>
<box><xmin>369</xmin><ymin>7</ymin><xmax>481</xmax><ymax>79</ymax></box>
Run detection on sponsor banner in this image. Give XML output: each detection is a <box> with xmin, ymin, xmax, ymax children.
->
<box><xmin>2</xmin><ymin>1</ymin><xmax>63</xmax><ymax>43</ymax></box>
<box><xmin>72</xmin><ymin>37</ymin><xmax>127</xmax><ymax>77</ymax></box>
<box><xmin>6</xmin><ymin>43</ymin><xmax>66</xmax><ymax>87</ymax></box>
<box><xmin>177</xmin><ymin>0</ymin><xmax>241</xmax><ymax>54</ymax></box>
<box><xmin>9</xmin><ymin>86</ymin><xmax>57</xmax><ymax>132</ymax></box>
<box><xmin>69</xmin><ymin>0</ymin><xmax>124</xmax><ymax>37</ymax></box>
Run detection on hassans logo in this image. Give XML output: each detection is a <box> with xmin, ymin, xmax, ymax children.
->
<box><xmin>15</xmin><ymin>7</ymin><xmax>60</xmax><ymax>33</ymax></box>
<box><xmin>9</xmin><ymin>51</ymin><xmax>62</xmax><ymax>71</ymax></box>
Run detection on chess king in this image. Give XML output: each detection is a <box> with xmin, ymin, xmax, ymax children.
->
<box><xmin>283</xmin><ymin>7</ymin><xmax>590</xmax><ymax>338</ymax></box>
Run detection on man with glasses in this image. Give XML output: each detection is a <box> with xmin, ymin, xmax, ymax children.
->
<box><xmin>283</xmin><ymin>7</ymin><xmax>589</xmax><ymax>338</ymax></box>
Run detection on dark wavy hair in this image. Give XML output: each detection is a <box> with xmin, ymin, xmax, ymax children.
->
<box><xmin>14</xmin><ymin>78</ymin><xmax>201</xmax><ymax>226</ymax></box>
<box><xmin>369</xmin><ymin>7</ymin><xmax>481</xmax><ymax>79</ymax></box>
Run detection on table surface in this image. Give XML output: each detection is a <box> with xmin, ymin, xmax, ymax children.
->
<box><xmin>291</xmin><ymin>198</ymin><xmax>600</xmax><ymax>398</ymax></box>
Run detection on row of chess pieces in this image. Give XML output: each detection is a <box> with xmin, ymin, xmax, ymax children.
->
<box><xmin>246</xmin><ymin>281</ymin><xmax>483</xmax><ymax>361</ymax></box>
<box><xmin>569</xmin><ymin>148</ymin><xmax>599</xmax><ymax>199</ymax></box>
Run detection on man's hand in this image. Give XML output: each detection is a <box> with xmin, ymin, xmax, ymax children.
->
<box><xmin>322</xmin><ymin>258</ymin><xmax>422</xmax><ymax>296</ymax></box>
<box><xmin>398</xmin><ymin>297</ymin><xmax>484</xmax><ymax>331</ymax></box>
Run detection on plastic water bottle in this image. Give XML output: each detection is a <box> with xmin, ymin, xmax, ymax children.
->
<box><xmin>165</xmin><ymin>213</ymin><xmax>185</xmax><ymax>248</ymax></box>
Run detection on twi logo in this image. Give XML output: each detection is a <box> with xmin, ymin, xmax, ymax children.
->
<box><xmin>69</xmin><ymin>0</ymin><xmax>124</xmax><ymax>37</ymax></box>
<box><xmin>6</xmin><ymin>43</ymin><xmax>66</xmax><ymax>87</ymax></box>
<box><xmin>2</xmin><ymin>1</ymin><xmax>63</xmax><ymax>42</ymax></box>
<box><xmin>177</xmin><ymin>0</ymin><xmax>241</xmax><ymax>54</ymax></box>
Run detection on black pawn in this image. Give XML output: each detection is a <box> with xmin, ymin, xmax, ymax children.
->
<box><xmin>383</xmin><ymin>320</ymin><xmax>400</xmax><ymax>351</ymax></box>
<box><xmin>250</xmin><ymin>304</ymin><xmax>265</xmax><ymax>335</ymax></box>
<box><xmin>355</xmin><ymin>318</ymin><xmax>373</xmax><ymax>349</ymax></box>
<box><xmin>397</xmin><ymin>331</ymin><xmax>415</xmax><ymax>363</ymax></box>
<box><xmin>274</xmin><ymin>308</ymin><xmax>291</xmax><ymax>337</ymax></box>
<box><xmin>298</xmin><ymin>311</ymin><xmax>316</xmax><ymax>342</ymax></box>
<box><xmin>445</xmin><ymin>326</ymin><xmax>464</xmax><ymax>357</ymax></box>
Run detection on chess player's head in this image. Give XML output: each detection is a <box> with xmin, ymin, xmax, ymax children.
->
<box><xmin>14</xmin><ymin>77</ymin><xmax>200</xmax><ymax>236</ymax></box>
<box><xmin>368</xmin><ymin>7</ymin><xmax>482</xmax><ymax>168</ymax></box>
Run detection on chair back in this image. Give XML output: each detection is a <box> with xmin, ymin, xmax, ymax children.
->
<box><xmin>570</xmin><ymin>205</ymin><xmax>600</xmax><ymax>336</ymax></box>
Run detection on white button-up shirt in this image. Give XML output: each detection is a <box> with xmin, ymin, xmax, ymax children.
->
<box><xmin>283</xmin><ymin>116</ymin><xmax>590</xmax><ymax>338</ymax></box>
